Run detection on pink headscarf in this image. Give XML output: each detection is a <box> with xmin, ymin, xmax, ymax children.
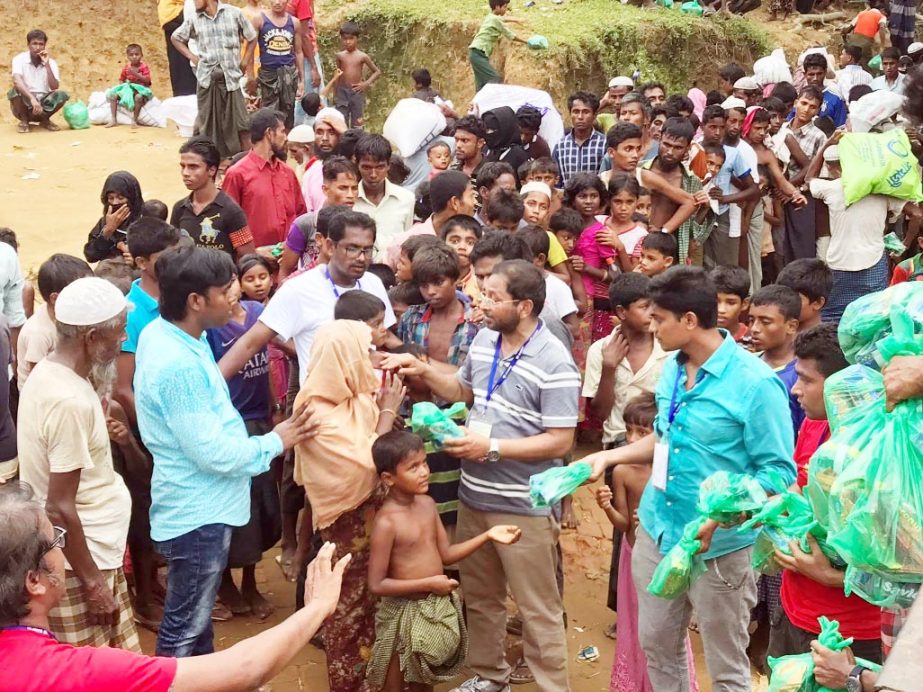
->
<box><xmin>687</xmin><ymin>88</ymin><xmax>707</xmax><ymax>121</ymax></box>
<box><xmin>741</xmin><ymin>106</ymin><xmax>764</xmax><ymax>140</ymax></box>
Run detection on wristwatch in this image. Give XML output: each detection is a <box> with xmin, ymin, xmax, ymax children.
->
<box><xmin>846</xmin><ymin>665</ymin><xmax>868</xmax><ymax>692</ymax></box>
<box><xmin>486</xmin><ymin>438</ymin><xmax>501</xmax><ymax>463</ymax></box>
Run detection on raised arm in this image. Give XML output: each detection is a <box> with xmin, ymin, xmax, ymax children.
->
<box><xmin>584</xmin><ymin>431</ymin><xmax>657</xmax><ymax>482</ymax></box>
<box><xmin>218</xmin><ymin>321</ymin><xmax>278</xmax><ymax>380</ymax></box>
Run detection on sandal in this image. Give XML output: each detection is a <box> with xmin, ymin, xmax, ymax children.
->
<box><xmin>509</xmin><ymin>655</ymin><xmax>535</xmax><ymax>685</ymax></box>
<box><xmin>16</xmin><ymin>122</ymin><xmax>29</xmax><ymax>133</ymax></box>
<box><xmin>211</xmin><ymin>602</ymin><xmax>234</xmax><ymax>622</ymax></box>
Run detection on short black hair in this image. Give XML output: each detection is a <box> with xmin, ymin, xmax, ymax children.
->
<box><xmin>661</xmin><ymin>117</ymin><xmax>695</xmax><ymax>144</ymax></box>
<box><xmin>664</xmin><ymin>94</ymin><xmax>694</xmax><ymax>118</ymax></box>
<box><xmin>322</xmin><ymin>155</ymin><xmax>359</xmax><ymax>183</ymax></box>
<box><xmin>339</xmin><ymin>20</ymin><xmax>361</xmax><ymax>36</ymax></box>
<box><xmin>769</xmin><ymin>82</ymin><xmax>798</xmax><ymax>108</ymax></box>
<box><xmin>798</xmin><ymin>84</ymin><xmax>824</xmax><ymax>105</ymax></box>
<box><xmin>334</xmin><ymin>290</ymin><xmax>386</xmax><ymax>321</ymax></box>
<box><xmin>703</xmin><ymin>144</ymin><xmax>727</xmax><ymax>162</ymax></box>
<box><xmin>354</xmin><ymin>133</ymin><xmax>392</xmax><ymax>163</ymax></box>
<box><xmin>317</xmin><ymin>204</ymin><xmax>350</xmax><ymax>238</ymax></box>
<box><xmin>94</xmin><ymin>259</ymin><xmax>137</xmax><ymax>294</ymax></box>
<box><xmin>848</xmin><ymin>84</ymin><xmax>873</xmax><ymax>104</ymax></box>
<box><xmin>454</xmin><ymin>115</ymin><xmax>487</xmax><ymax>141</ymax></box>
<box><xmin>366</xmin><ymin>263</ymin><xmax>396</xmax><ymax>290</ymax></box>
<box><xmin>568</xmin><ymin>91</ymin><xmax>600</xmax><ymax>113</ymax></box>
<box><xmin>373</xmin><ymin>430</ymin><xmax>424</xmax><ymax>475</ymax></box>
<box><xmin>469</xmin><ymin>230</ymin><xmax>532</xmax><ymax>266</ymax></box>
<box><xmin>0</xmin><ymin>228</ymin><xmax>17</xmax><ymax>250</ymax></box>
<box><xmin>440</xmin><ymin>215</ymin><xmax>483</xmax><ymax>240</ymax></box>
<box><xmin>761</xmin><ymin>96</ymin><xmax>787</xmax><ymax>114</ymax></box>
<box><xmin>412</xmin><ymin>68</ymin><xmax>432</xmax><ymax>87</ymax></box>
<box><xmin>427</xmin><ymin>140</ymin><xmax>451</xmax><ymax>155</ymax></box>
<box><xmin>126</xmin><ymin>43</ymin><xmax>142</xmax><ymax>54</ymax></box>
<box><xmin>516</xmin><ymin>105</ymin><xmax>543</xmax><ymax>132</ymax></box>
<box><xmin>37</xmin><ymin>254</ymin><xmax>92</xmax><ymax>302</ymax></box>
<box><xmin>623</xmin><ymin>391</ymin><xmax>657</xmax><ymax>430</ymax></box>
<box><xmin>485</xmin><ymin>188</ymin><xmax>524</xmax><ymax>225</ymax></box>
<box><xmin>250</xmin><ymin>108</ymin><xmax>285</xmax><ymax>143</ymax></box>
<box><xmin>126</xmin><ymin>217</ymin><xmax>181</xmax><ymax>259</ymax></box>
<box><xmin>549</xmin><ymin>208</ymin><xmax>584</xmax><ymax>236</ymax></box>
<box><xmin>751</xmin><ymin>284</ymin><xmax>802</xmax><ymax>321</ymax></box>
<box><xmin>388</xmin><ymin>281</ymin><xmax>424</xmax><ymax>306</ymax></box>
<box><xmin>412</xmin><ymin>243</ymin><xmax>460</xmax><ymax>284</ymax></box>
<box><xmin>608</xmin><ymin>271</ymin><xmax>650</xmax><ymax>310</ymax></box>
<box><xmin>702</xmin><ymin>104</ymin><xmax>727</xmax><ymax>124</ymax></box>
<box><xmin>301</xmin><ymin>92</ymin><xmax>321</xmax><ymax>116</ymax></box>
<box><xmin>430</xmin><ymin>170</ymin><xmax>471</xmax><ymax>213</ymax></box>
<box><xmin>719</xmin><ymin>62</ymin><xmax>746</xmax><ymax>84</ymax></box>
<box><xmin>327</xmin><ymin>210</ymin><xmax>376</xmax><ymax>243</ymax></box>
<box><xmin>489</xmin><ymin>0</ymin><xmax>511</xmax><ymax>8</ymax></box>
<box><xmin>606</xmin><ymin>122</ymin><xmax>643</xmax><ymax>150</ymax></box>
<box><xmin>842</xmin><ymin>44</ymin><xmax>862</xmax><ymax>64</ymax></box>
<box><xmin>26</xmin><ymin>29</ymin><xmax>47</xmax><ymax>44</ymax></box>
<box><xmin>179</xmin><ymin>135</ymin><xmax>221</xmax><ymax>171</ymax></box>
<box><xmin>794</xmin><ymin>323</ymin><xmax>849</xmax><ymax>377</ymax></box>
<box><xmin>157</xmin><ymin>245</ymin><xmax>237</xmax><ymax>322</ymax></box>
<box><xmin>640</xmin><ymin>232</ymin><xmax>677</xmax><ymax>260</ymax></box>
<box><xmin>142</xmin><ymin>199</ymin><xmax>169</xmax><ymax>221</ymax></box>
<box><xmin>528</xmin><ymin>157</ymin><xmax>559</xmax><ymax>177</ymax></box>
<box><xmin>881</xmin><ymin>46</ymin><xmax>901</xmax><ymax>61</ymax></box>
<box><xmin>649</xmin><ymin>266</ymin><xmax>717</xmax><ymax>329</ymax></box>
<box><xmin>563</xmin><ymin>172</ymin><xmax>607</xmax><ymax>210</ymax></box>
<box><xmin>492</xmin><ymin>259</ymin><xmax>545</xmax><ymax>315</ymax></box>
<box><xmin>475</xmin><ymin>161</ymin><xmax>516</xmax><ymax>191</ymax></box>
<box><xmin>640</xmin><ymin>81</ymin><xmax>666</xmax><ymax>97</ymax></box>
<box><xmin>402</xmin><ymin>234</ymin><xmax>442</xmax><ymax>261</ymax></box>
<box><xmin>337</xmin><ymin>128</ymin><xmax>364</xmax><ymax>160</ymax></box>
<box><xmin>777</xmin><ymin>258</ymin><xmax>832</xmax><ymax>302</ymax></box>
<box><xmin>709</xmin><ymin>265</ymin><xmax>750</xmax><ymax>299</ymax></box>
<box><xmin>517</xmin><ymin>225</ymin><xmax>550</xmax><ymax>259</ymax></box>
<box><xmin>388</xmin><ymin>154</ymin><xmax>411</xmax><ymax>186</ymax></box>
<box><xmin>803</xmin><ymin>53</ymin><xmax>828</xmax><ymax>71</ymax></box>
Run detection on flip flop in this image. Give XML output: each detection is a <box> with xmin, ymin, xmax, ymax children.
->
<box><xmin>16</xmin><ymin>122</ymin><xmax>28</xmax><ymax>133</ymax></box>
<box><xmin>510</xmin><ymin>655</ymin><xmax>535</xmax><ymax>685</ymax></box>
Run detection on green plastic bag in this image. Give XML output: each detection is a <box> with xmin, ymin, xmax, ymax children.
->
<box><xmin>106</xmin><ymin>82</ymin><xmax>154</xmax><ymax>112</ymax></box>
<box><xmin>768</xmin><ymin>617</ymin><xmax>881</xmax><ymax>692</ymax></box>
<box><xmin>528</xmin><ymin>462</ymin><xmax>591</xmax><ymax>508</ymax></box>
<box><xmin>839</xmin><ymin>129</ymin><xmax>923</xmax><ymax>206</ymax></box>
<box><xmin>409</xmin><ymin>401</ymin><xmax>468</xmax><ymax>453</ymax></box>
<box><xmin>883</xmin><ymin>231</ymin><xmax>906</xmax><ymax>255</ymax></box>
<box><xmin>680</xmin><ymin>0</ymin><xmax>704</xmax><ymax>14</ymax></box>
<box><xmin>697</xmin><ymin>470</ymin><xmax>768</xmax><ymax>523</ymax></box>
<box><xmin>868</xmin><ymin>53</ymin><xmax>882</xmax><ymax>71</ymax></box>
<box><xmin>647</xmin><ymin>517</ymin><xmax>706</xmax><ymax>598</ymax></box>
<box><xmin>526</xmin><ymin>35</ymin><xmax>548</xmax><ymax>50</ymax></box>
<box><xmin>844</xmin><ymin>566</ymin><xmax>921</xmax><ymax>608</ymax></box>
<box><xmin>837</xmin><ymin>282</ymin><xmax>923</xmax><ymax>368</ymax></box>
<box><xmin>62</xmin><ymin>101</ymin><xmax>90</xmax><ymax>130</ymax></box>
<box><xmin>655</xmin><ymin>0</ymin><xmax>674</xmax><ymax>7</ymax></box>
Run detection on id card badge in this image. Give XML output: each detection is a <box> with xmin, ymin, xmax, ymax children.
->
<box><xmin>652</xmin><ymin>436</ymin><xmax>670</xmax><ymax>491</ymax></box>
<box><xmin>468</xmin><ymin>417</ymin><xmax>493</xmax><ymax>439</ymax></box>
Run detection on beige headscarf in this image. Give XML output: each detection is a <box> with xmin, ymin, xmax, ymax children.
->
<box><xmin>293</xmin><ymin>320</ymin><xmax>381</xmax><ymax>530</ymax></box>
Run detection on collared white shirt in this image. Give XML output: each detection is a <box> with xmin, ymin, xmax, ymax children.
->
<box><xmin>354</xmin><ymin>179</ymin><xmax>415</xmax><ymax>261</ymax></box>
<box><xmin>871</xmin><ymin>72</ymin><xmax>906</xmax><ymax>95</ymax></box>
<box><xmin>11</xmin><ymin>52</ymin><xmax>60</xmax><ymax>98</ymax></box>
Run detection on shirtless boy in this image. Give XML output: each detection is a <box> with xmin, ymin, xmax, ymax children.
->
<box><xmin>332</xmin><ymin>21</ymin><xmax>381</xmax><ymax>127</ymax></box>
<box><xmin>367</xmin><ymin>431</ymin><xmax>521</xmax><ymax>692</ymax></box>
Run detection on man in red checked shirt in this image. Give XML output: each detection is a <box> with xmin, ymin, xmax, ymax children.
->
<box><xmin>106</xmin><ymin>44</ymin><xmax>152</xmax><ymax>129</ymax></box>
<box><xmin>767</xmin><ymin>323</ymin><xmax>884</xmax><ymax>666</ymax></box>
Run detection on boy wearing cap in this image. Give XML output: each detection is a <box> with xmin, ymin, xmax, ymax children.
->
<box><xmin>598</xmin><ymin>75</ymin><xmax>634</xmax><ymax>132</ymax></box>
<box><xmin>732</xmin><ymin>77</ymin><xmax>761</xmax><ymax>107</ymax></box>
<box><xmin>17</xmin><ymin>277</ymin><xmax>140</xmax><ymax>651</ymax></box>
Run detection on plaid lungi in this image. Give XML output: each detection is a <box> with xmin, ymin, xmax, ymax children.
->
<box><xmin>48</xmin><ymin>567</ymin><xmax>140</xmax><ymax>651</ymax></box>
<box><xmin>881</xmin><ymin>605</ymin><xmax>910</xmax><ymax>657</ymax></box>
<box><xmin>6</xmin><ymin>87</ymin><xmax>70</xmax><ymax>113</ymax></box>
<box><xmin>889</xmin><ymin>0</ymin><xmax>917</xmax><ymax>42</ymax></box>
<box><xmin>824</xmin><ymin>253</ymin><xmax>889</xmax><ymax>323</ymax></box>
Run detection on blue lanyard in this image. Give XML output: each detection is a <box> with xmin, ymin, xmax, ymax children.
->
<box><xmin>667</xmin><ymin>368</ymin><xmax>683</xmax><ymax>427</ymax></box>
<box><xmin>0</xmin><ymin>625</ymin><xmax>56</xmax><ymax>640</ymax></box>
<box><xmin>325</xmin><ymin>267</ymin><xmax>360</xmax><ymax>299</ymax></box>
<box><xmin>486</xmin><ymin>324</ymin><xmax>541</xmax><ymax>402</ymax></box>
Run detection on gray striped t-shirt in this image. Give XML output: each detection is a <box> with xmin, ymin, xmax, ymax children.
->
<box><xmin>457</xmin><ymin>321</ymin><xmax>581</xmax><ymax>516</ymax></box>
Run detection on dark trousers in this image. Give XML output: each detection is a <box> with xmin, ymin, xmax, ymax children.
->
<box><xmin>163</xmin><ymin>15</ymin><xmax>198</xmax><ymax>97</ymax></box>
<box><xmin>768</xmin><ymin>605</ymin><xmax>882</xmax><ymax>667</ymax></box>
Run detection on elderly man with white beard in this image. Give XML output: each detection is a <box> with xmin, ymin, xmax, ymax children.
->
<box><xmin>16</xmin><ymin>276</ymin><xmax>141</xmax><ymax>651</ymax></box>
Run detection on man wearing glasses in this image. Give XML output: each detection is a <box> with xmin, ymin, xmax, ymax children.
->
<box><xmin>16</xmin><ymin>277</ymin><xmax>138</xmax><ymax>650</ymax></box>
<box><xmin>219</xmin><ymin>209</ymin><xmax>397</xmax><ymax>385</ymax></box>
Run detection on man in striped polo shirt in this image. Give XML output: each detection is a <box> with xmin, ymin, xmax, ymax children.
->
<box><xmin>383</xmin><ymin>259</ymin><xmax>580</xmax><ymax>692</ymax></box>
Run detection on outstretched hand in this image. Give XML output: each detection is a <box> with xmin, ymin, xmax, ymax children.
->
<box><xmin>487</xmin><ymin>525</ymin><xmax>522</xmax><ymax>545</ymax></box>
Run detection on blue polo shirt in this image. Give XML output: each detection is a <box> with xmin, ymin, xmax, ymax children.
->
<box><xmin>638</xmin><ymin>331</ymin><xmax>796</xmax><ymax>559</ymax></box>
<box><xmin>123</xmin><ymin>279</ymin><xmax>159</xmax><ymax>354</ymax></box>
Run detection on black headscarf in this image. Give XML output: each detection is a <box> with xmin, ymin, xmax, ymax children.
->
<box><xmin>482</xmin><ymin>107</ymin><xmax>531</xmax><ymax>178</ymax></box>
<box><xmin>99</xmin><ymin>171</ymin><xmax>144</xmax><ymax>227</ymax></box>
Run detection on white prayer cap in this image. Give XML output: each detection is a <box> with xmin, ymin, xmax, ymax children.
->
<box><xmin>823</xmin><ymin>145</ymin><xmax>840</xmax><ymax>162</ymax></box>
<box><xmin>608</xmin><ymin>76</ymin><xmax>634</xmax><ymax>89</ymax></box>
<box><xmin>721</xmin><ymin>96</ymin><xmax>747</xmax><ymax>110</ymax></box>
<box><xmin>520</xmin><ymin>181</ymin><xmax>552</xmax><ymax>200</ymax></box>
<box><xmin>287</xmin><ymin>124</ymin><xmax>315</xmax><ymax>143</ymax></box>
<box><xmin>314</xmin><ymin>108</ymin><xmax>347</xmax><ymax>134</ymax></box>
<box><xmin>55</xmin><ymin>277</ymin><xmax>128</xmax><ymax>327</ymax></box>
<box><xmin>908</xmin><ymin>42</ymin><xmax>923</xmax><ymax>56</ymax></box>
<box><xmin>733</xmin><ymin>76</ymin><xmax>760</xmax><ymax>91</ymax></box>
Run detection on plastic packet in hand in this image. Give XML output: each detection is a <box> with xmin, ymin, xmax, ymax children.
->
<box><xmin>837</xmin><ymin>282</ymin><xmax>923</xmax><ymax>368</ymax></box>
<box><xmin>526</xmin><ymin>35</ymin><xmax>549</xmax><ymax>50</ymax></box>
<box><xmin>697</xmin><ymin>470</ymin><xmax>768</xmax><ymax>523</ymax></box>
<box><xmin>409</xmin><ymin>401</ymin><xmax>468</xmax><ymax>453</ymax></box>
<box><xmin>844</xmin><ymin>566</ymin><xmax>921</xmax><ymax>609</ymax></box>
<box><xmin>647</xmin><ymin>517</ymin><xmax>707</xmax><ymax>598</ymax></box>
<box><xmin>528</xmin><ymin>462</ymin><xmax>591</xmax><ymax>508</ymax></box>
<box><xmin>883</xmin><ymin>232</ymin><xmax>906</xmax><ymax>256</ymax></box>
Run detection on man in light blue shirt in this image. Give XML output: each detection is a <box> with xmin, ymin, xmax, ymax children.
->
<box><xmin>586</xmin><ymin>266</ymin><xmax>795</xmax><ymax>692</ymax></box>
<box><xmin>134</xmin><ymin>245</ymin><xmax>316</xmax><ymax>658</ymax></box>
<box><xmin>870</xmin><ymin>47</ymin><xmax>906</xmax><ymax>95</ymax></box>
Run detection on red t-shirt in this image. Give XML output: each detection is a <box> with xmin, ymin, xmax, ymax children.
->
<box><xmin>0</xmin><ymin>628</ymin><xmax>177</xmax><ymax>691</ymax></box>
<box><xmin>119</xmin><ymin>62</ymin><xmax>152</xmax><ymax>85</ymax></box>
<box><xmin>780</xmin><ymin>418</ymin><xmax>882</xmax><ymax>640</ymax></box>
<box><xmin>287</xmin><ymin>0</ymin><xmax>313</xmax><ymax>20</ymax></box>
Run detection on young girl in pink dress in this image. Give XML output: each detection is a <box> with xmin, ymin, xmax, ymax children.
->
<box><xmin>596</xmin><ymin>393</ymin><xmax>700</xmax><ymax>692</ymax></box>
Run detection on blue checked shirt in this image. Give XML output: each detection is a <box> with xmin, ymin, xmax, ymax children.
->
<box><xmin>552</xmin><ymin>129</ymin><xmax>607</xmax><ymax>185</ymax></box>
<box><xmin>171</xmin><ymin>2</ymin><xmax>257</xmax><ymax>91</ymax></box>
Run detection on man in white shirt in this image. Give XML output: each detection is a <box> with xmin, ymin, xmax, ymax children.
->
<box><xmin>218</xmin><ymin>210</ymin><xmax>396</xmax><ymax>383</ymax></box>
<box><xmin>808</xmin><ymin>141</ymin><xmax>921</xmax><ymax>321</ymax></box>
<box><xmin>870</xmin><ymin>47</ymin><xmax>906</xmax><ymax>95</ymax></box>
<box><xmin>8</xmin><ymin>29</ymin><xmax>69</xmax><ymax>133</ymax></box>
<box><xmin>352</xmin><ymin>133</ymin><xmax>414</xmax><ymax>261</ymax></box>
<box><xmin>836</xmin><ymin>45</ymin><xmax>874</xmax><ymax>102</ymax></box>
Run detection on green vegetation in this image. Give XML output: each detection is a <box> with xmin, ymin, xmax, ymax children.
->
<box><xmin>317</xmin><ymin>0</ymin><xmax>770</xmax><ymax>129</ymax></box>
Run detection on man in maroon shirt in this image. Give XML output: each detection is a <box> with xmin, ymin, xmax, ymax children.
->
<box><xmin>0</xmin><ymin>482</ymin><xmax>349</xmax><ymax>692</ymax></box>
<box><xmin>768</xmin><ymin>323</ymin><xmax>883</xmax><ymax>664</ymax></box>
<box><xmin>222</xmin><ymin>108</ymin><xmax>307</xmax><ymax>249</ymax></box>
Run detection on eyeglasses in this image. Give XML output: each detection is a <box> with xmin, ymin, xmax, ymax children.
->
<box><xmin>337</xmin><ymin>243</ymin><xmax>376</xmax><ymax>259</ymax></box>
<box><xmin>480</xmin><ymin>297</ymin><xmax>520</xmax><ymax>309</ymax></box>
<box><xmin>42</xmin><ymin>526</ymin><xmax>66</xmax><ymax>557</ymax></box>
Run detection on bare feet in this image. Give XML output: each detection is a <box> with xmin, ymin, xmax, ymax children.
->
<box><xmin>39</xmin><ymin>119</ymin><xmax>59</xmax><ymax>131</ymax></box>
<box><xmin>604</xmin><ymin>621</ymin><xmax>617</xmax><ymax>639</ymax></box>
<box><xmin>276</xmin><ymin>546</ymin><xmax>297</xmax><ymax>582</ymax></box>
<box><xmin>133</xmin><ymin>602</ymin><xmax>164</xmax><ymax>633</ymax></box>
<box><xmin>16</xmin><ymin>121</ymin><xmax>29</xmax><ymax>133</ymax></box>
<box><xmin>243</xmin><ymin>587</ymin><xmax>275</xmax><ymax>621</ymax></box>
<box><xmin>218</xmin><ymin>571</ymin><xmax>252</xmax><ymax>615</ymax></box>
<box><xmin>105</xmin><ymin>121</ymin><xmax>118</xmax><ymax>128</ymax></box>
<box><xmin>561</xmin><ymin>495</ymin><xmax>579</xmax><ymax>530</ymax></box>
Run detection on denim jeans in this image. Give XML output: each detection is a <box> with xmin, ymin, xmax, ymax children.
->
<box><xmin>154</xmin><ymin>523</ymin><xmax>232</xmax><ymax>657</ymax></box>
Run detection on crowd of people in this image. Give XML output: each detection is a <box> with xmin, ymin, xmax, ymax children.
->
<box><xmin>3</xmin><ymin>0</ymin><xmax>923</xmax><ymax>690</ymax></box>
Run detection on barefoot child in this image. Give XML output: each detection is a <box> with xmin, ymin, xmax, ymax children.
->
<box><xmin>366</xmin><ymin>430</ymin><xmax>522</xmax><ymax>691</ymax></box>
<box><xmin>106</xmin><ymin>44</ymin><xmax>152</xmax><ymax>128</ymax></box>
<box><xmin>333</xmin><ymin>21</ymin><xmax>381</xmax><ymax>127</ymax></box>
<box><xmin>468</xmin><ymin>0</ymin><xmax>528</xmax><ymax>92</ymax></box>
<box><xmin>595</xmin><ymin>392</ymin><xmax>699</xmax><ymax>692</ymax></box>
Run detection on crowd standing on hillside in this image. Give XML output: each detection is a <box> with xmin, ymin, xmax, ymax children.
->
<box><xmin>3</xmin><ymin>0</ymin><xmax>923</xmax><ymax>690</ymax></box>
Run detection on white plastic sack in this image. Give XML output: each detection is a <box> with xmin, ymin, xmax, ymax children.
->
<box><xmin>382</xmin><ymin>98</ymin><xmax>447</xmax><ymax>158</ymax></box>
<box><xmin>472</xmin><ymin>84</ymin><xmax>564</xmax><ymax>153</ymax></box>
<box><xmin>753</xmin><ymin>48</ymin><xmax>793</xmax><ymax>87</ymax></box>
<box><xmin>87</xmin><ymin>91</ymin><xmax>167</xmax><ymax>128</ymax></box>
<box><xmin>160</xmin><ymin>95</ymin><xmax>198</xmax><ymax>136</ymax></box>
<box><xmin>848</xmin><ymin>90</ymin><xmax>906</xmax><ymax>133</ymax></box>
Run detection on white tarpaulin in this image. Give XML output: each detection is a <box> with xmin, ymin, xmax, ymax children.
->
<box><xmin>87</xmin><ymin>91</ymin><xmax>167</xmax><ymax>128</ymax></box>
